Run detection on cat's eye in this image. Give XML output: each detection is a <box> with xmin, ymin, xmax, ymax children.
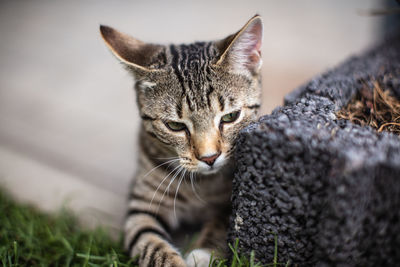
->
<box><xmin>221</xmin><ymin>111</ymin><xmax>241</xmax><ymax>123</ymax></box>
<box><xmin>165</xmin><ymin>121</ymin><xmax>187</xmax><ymax>131</ymax></box>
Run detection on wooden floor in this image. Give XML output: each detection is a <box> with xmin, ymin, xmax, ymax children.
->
<box><xmin>0</xmin><ymin>0</ymin><xmax>383</xmax><ymax>229</ymax></box>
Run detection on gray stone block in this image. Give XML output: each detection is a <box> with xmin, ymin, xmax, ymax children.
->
<box><xmin>228</xmin><ymin>33</ymin><xmax>400</xmax><ymax>266</ymax></box>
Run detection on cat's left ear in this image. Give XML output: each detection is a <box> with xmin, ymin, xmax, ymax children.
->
<box><xmin>100</xmin><ymin>25</ymin><xmax>164</xmax><ymax>75</ymax></box>
<box><xmin>215</xmin><ymin>15</ymin><xmax>263</xmax><ymax>75</ymax></box>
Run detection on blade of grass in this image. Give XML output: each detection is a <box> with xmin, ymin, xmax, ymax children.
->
<box><xmin>228</xmin><ymin>238</ymin><xmax>242</xmax><ymax>267</ymax></box>
<box><xmin>13</xmin><ymin>241</ymin><xmax>18</xmax><ymax>265</ymax></box>
<box><xmin>208</xmin><ymin>251</ymin><xmax>214</xmax><ymax>267</ymax></box>
<box><xmin>249</xmin><ymin>250</ymin><xmax>255</xmax><ymax>267</ymax></box>
<box><xmin>273</xmin><ymin>233</ymin><xmax>278</xmax><ymax>267</ymax></box>
<box><xmin>76</xmin><ymin>253</ymin><xmax>108</xmax><ymax>261</ymax></box>
<box><xmin>83</xmin><ymin>236</ymin><xmax>92</xmax><ymax>267</ymax></box>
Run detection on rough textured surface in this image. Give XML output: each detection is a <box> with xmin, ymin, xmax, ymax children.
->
<box><xmin>228</xmin><ymin>33</ymin><xmax>400</xmax><ymax>266</ymax></box>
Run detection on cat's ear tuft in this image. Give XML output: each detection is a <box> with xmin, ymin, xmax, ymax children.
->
<box><xmin>215</xmin><ymin>15</ymin><xmax>263</xmax><ymax>75</ymax></box>
<box><xmin>100</xmin><ymin>25</ymin><xmax>164</xmax><ymax>73</ymax></box>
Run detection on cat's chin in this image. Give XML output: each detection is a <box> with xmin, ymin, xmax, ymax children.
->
<box><xmin>197</xmin><ymin>168</ymin><xmax>221</xmax><ymax>175</ymax></box>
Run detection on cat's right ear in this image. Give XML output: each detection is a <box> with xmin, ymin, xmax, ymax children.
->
<box><xmin>100</xmin><ymin>25</ymin><xmax>163</xmax><ymax>74</ymax></box>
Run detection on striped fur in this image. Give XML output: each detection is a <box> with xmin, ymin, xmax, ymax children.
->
<box><xmin>101</xmin><ymin>15</ymin><xmax>263</xmax><ymax>267</ymax></box>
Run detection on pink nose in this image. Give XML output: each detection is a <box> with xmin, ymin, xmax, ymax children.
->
<box><xmin>199</xmin><ymin>152</ymin><xmax>221</xmax><ymax>166</ymax></box>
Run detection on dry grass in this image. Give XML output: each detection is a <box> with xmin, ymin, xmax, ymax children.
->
<box><xmin>337</xmin><ymin>80</ymin><xmax>400</xmax><ymax>135</ymax></box>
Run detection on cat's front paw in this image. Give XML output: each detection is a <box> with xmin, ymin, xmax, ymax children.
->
<box><xmin>162</xmin><ymin>253</ymin><xmax>187</xmax><ymax>267</ymax></box>
<box><xmin>185</xmin><ymin>249</ymin><xmax>212</xmax><ymax>267</ymax></box>
<box><xmin>138</xmin><ymin>242</ymin><xmax>187</xmax><ymax>267</ymax></box>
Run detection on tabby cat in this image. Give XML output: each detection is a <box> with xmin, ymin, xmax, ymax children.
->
<box><xmin>100</xmin><ymin>15</ymin><xmax>263</xmax><ymax>267</ymax></box>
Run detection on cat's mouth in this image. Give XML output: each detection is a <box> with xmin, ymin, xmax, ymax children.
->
<box><xmin>195</xmin><ymin>153</ymin><xmax>227</xmax><ymax>175</ymax></box>
<box><xmin>178</xmin><ymin>152</ymin><xmax>229</xmax><ymax>175</ymax></box>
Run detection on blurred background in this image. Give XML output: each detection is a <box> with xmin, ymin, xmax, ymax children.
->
<box><xmin>0</xmin><ymin>0</ymin><xmax>391</xmax><ymax>230</ymax></box>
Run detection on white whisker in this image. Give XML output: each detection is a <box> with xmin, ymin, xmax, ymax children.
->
<box><xmin>190</xmin><ymin>171</ymin><xmax>206</xmax><ymax>204</ymax></box>
<box><xmin>174</xmin><ymin>169</ymin><xmax>186</xmax><ymax>218</ymax></box>
<box><xmin>157</xmin><ymin>166</ymin><xmax>184</xmax><ymax>212</ymax></box>
<box><xmin>183</xmin><ymin>170</ymin><xmax>189</xmax><ymax>186</ymax></box>
<box><xmin>149</xmin><ymin>163</ymin><xmax>181</xmax><ymax>208</ymax></box>
<box><xmin>141</xmin><ymin>158</ymin><xmax>180</xmax><ymax>180</ymax></box>
<box><xmin>153</xmin><ymin>156</ymin><xmax>180</xmax><ymax>160</ymax></box>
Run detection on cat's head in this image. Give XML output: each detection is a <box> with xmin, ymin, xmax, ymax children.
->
<box><xmin>100</xmin><ymin>15</ymin><xmax>263</xmax><ymax>175</ymax></box>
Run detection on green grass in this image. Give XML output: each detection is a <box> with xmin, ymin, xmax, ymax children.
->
<box><xmin>0</xmin><ymin>189</ymin><xmax>285</xmax><ymax>267</ymax></box>
<box><xmin>0</xmin><ymin>189</ymin><xmax>135</xmax><ymax>267</ymax></box>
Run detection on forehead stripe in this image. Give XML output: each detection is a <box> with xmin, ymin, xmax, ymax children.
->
<box><xmin>176</xmin><ymin>101</ymin><xmax>183</xmax><ymax>118</ymax></box>
<box><xmin>245</xmin><ymin>104</ymin><xmax>261</xmax><ymax>109</ymax></box>
<box><xmin>169</xmin><ymin>45</ymin><xmax>186</xmax><ymax>95</ymax></box>
<box><xmin>141</xmin><ymin>114</ymin><xmax>156</xmax><ymax>121</ymax></box>
<box><xmin>218</xmin><ymin>95</ymin><xmax>225</xmax><ymax>111</ymax></box>
<box><xmin>206</xmin><ymin>85</ymin><xmax>214</xmax><ymax>107</ymax></box>
<box><xmin>186</xmin><ymin>95</ymin><xmax>194</xmax><ymax>111</ymax></box>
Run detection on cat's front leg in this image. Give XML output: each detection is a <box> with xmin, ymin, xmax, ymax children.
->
<box><xmin>185</xmin><ymin>217</ymin><xmax>228</xmax><ymax>267</ymax></box>
<box><xmin>125</xmin><ymin>213</ymin><xmax>186</xmax><ymax>267</ymax></box>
